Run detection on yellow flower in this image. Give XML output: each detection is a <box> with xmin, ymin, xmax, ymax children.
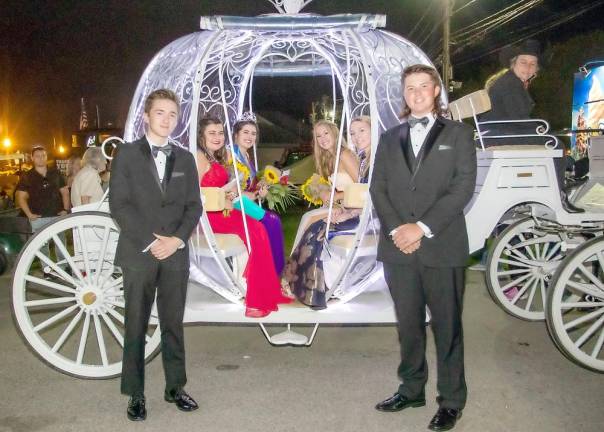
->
<box><xmin>301</xmin><ymin>174</ymin><xmax>329</xmax><ymax>206</ymax></box>
<box><xmin>263</xmin><ymin>165</ymin><xmax>281</xmax><ymax>185</ymax></box>
<box><xmin>234</xmin><ymin>160</ymin><xmax>250</xmax><ymax>189</ymax></box>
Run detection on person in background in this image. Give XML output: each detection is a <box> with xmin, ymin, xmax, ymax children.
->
<box><xmin>480</xmin><ymin>39</ymin><xmax>583</xmax><ymax>213</ymax></box>
<box><xmin>65</xmin><ymin>154</ymin><xmax>82</xmax><ymax>190</ymax></box>
<box><xmin>71</xmin><ymin>147</ymin><xmax>107</xmax><ymax>206</ymax></box>
<box><xmin>16</xmin><ymin>145</ymin><xmax>70</xmax><ymax>233</ymax></box>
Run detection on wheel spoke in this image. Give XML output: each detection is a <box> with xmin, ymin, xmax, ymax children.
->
<box><xmin>35</xmin><ymin>251</ymin><xmax>80</xmax><ymax>288</ymax></box>
<box><xmin>109</xmin><ymin>299</ymin><xmax>126</xmax><ymax>308</ymax></box>
<box><xmin>76</xmin><ymin>312</ymin><xmax>91</xmax><ymax>364</ymax></box>
<box><xmin>24</xmin><ymin>275</ymin><xmax>77</xmax><ymax>294</ymax></box>
<box><xmin>24</xmin><ymin>297</ymin><xmax>76</xmax><ymax>307</ymax></box>
<box><xmin>560</xmin><ymin>301</ymin><xmax>604</xmax><ymax>309</ymax></box>
<box><xmin>76</xmin><ymin>225</ymin><xmax>92</xmax><ymax>278</ymax></box>
<box><xmin>52</xmin><ymin>309</ymin><xmax>84</xmax><ymax>352</ymax></box>
<box><xmin>51</xmin><ymin>234</ymin><xmax>86</xmax><ymax>284</ymax></box>
<box><xmin>518</xmin><ymin>233</ymin><xmax>537</xmax><ymax>261</ymax></box>
<box><xmin>497</xmin><ymin>268</ymin><xmax>531</xmax><ymax>277</ymax></box>
<box><xmin>94</xmin><ymin>226</ymin><xmax>112</xmax><ymax>285</ymax></box>
<box><xmin>564</xmin><ymin>307</ymin><xmax>604</xmax><ymax>330</ymax></box>
<box><xmin>590</xmin><ymin>327</ymin><xmax>604</xmax><ymax>358</ymax></box>
<box><xmin>498</xmin><ymin>258</ymin><xmax>532</xmax><ymax>269</ymax></box>
<box><xmin>574</xmin><ymin>314</ymin><xmax>604</xmax><ymax>349</ymax></box>
<box><xmin>544</xmin><ymin>242</ymin><xmax>562</xmax><ymax>261</ymax></box>
<box><xmin>565</xmin><ymin>279</ymin><xmax>604</xmax><ymax>300</ymax></box>
<box><xmin>106</xmin><ymin>307</ymin><xmax>125</xmax><ymax>324</ymax></box>
<box><xmin>508</xmin><ymin>247</ymin><xmax>531</xmax><ymax>263</ymax></box>
<box><xmin>524</xmin><ymin>277</ymin><xmax>539</xmax><ymax>311</ymax></box>
<box><xmin>577</xmin><ymin>264</ymin><xmax>604</xmax><ymax>291</ymax></box>
<box><xmin>33</xmin><ymin>304</ymin><xmax>79</xmax><ymax>332</ymax></box>
<box><xmin>93</xmin><ymin>313</ymin><xmax>109</xmax><ymax>366</ymax></box>
<box><xmin>100</xmin><ymin>311</ymin><xmax>124</xmax><ymax>347</ymax></box>
<box><xmin>540</xmin><ymin>241</ymin><xmax>550</xmax><ymax>261</ymax></box>
<box><xmin>500</xmin><ymin>272</ymin><xmax>532</xmax><ymax>293</ymax></box>
<box><xmin>510</xmin><ymin>276</ymin><xmax>534</xmax><ymax>305</ymax></box>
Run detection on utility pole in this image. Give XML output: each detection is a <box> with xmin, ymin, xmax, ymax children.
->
<box><xmin>442</xmin><ymin>0</ymin><xmax>454</xmax><ymax>92</ymax></box>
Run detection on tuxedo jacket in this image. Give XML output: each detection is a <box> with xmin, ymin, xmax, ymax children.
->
<box><xmin>109</xmin><ymin>137</ymin><xmax>203</xmax><ymax>270</ymax></box>
<box><xmin>369</xmin><ymin>117</ymin><xmax>476</xmax><ymax>267</ymax></box>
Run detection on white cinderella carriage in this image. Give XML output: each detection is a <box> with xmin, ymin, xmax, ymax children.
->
<box><xmin>10</xmin><ymin>3</ymin><xmax>604</xmax><ymax>378</ymax></box>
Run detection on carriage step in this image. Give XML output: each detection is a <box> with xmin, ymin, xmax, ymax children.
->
<box><xmin>259</xmin><ymin>323</ymin><xmax>320</xmax><ymax>346</ymax></box>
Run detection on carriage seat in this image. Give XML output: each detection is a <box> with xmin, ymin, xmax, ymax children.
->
<box><xmin>449</xmin><ymin>89</ymin><xmax>559</xmax><ymax>151</ymax></box>
<box><xmin>328</xmin><ymin>183</ymin><xmax>377</xmax><ymax>257</ymax></box>
<box><xmin>191</xmin><ymin>187</ymin><xmax>247</xmax><ymax>258</ymax></box>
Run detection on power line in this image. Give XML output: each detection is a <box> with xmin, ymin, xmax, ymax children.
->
<box><xmin>453</xmin><ymin>0</ymin><xmax>481</xmax><ymax>14</ymax></box>
<box><xmin>407</xmin><ymin>0</ymin><xmax>438</xmax><ymax>40</ymax></box>
<box><xmin>454</xmin><ymin>0</ymin><xmax>604</xmax><ymax>65</ymax></box>
<box><xmin>452</xmin><ymin>0</ymin><xmax>542</xmax><ymax>39</ymax></box>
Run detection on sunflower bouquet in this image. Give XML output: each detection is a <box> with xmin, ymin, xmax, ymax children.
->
<box><xmin>256</xmin><ymin>165</ymin><xmax>298</xmax><ymax>213</ymax></box>
<box><xmin>301</xmin><ymin>173</ymin><xmax>332</xmax><ymax>206</ymax></box>
<box><xmin>226</xmin><ymin>158</ymin><xmax>251</xmax><ymax>190</ymax></box>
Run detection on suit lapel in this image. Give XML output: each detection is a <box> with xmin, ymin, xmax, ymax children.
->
<box><xmin>417</xmin><ymin>117</ymin><xmax>445</xmax><ymax>168</ymax></box>
<box><xmin>162</xmin><ymin>150</ymin><xmax>176</xmax><ymax>192</ymax></box>
<box><xmin>397</xmin><ymin>123</ymin><xmax>413</xmax><ymax>173</ymax></box>
<box><xmin>140</xmin><ymin>138</ymin><xmax>163</xmax><ymax>193</ymax></box>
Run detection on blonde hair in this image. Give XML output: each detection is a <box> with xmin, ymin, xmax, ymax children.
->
<box><xmin>350</xmin><ymin>116</ymin><xmax>372</xmax><ymax>179</ymax></box>
<box><xmin>312</xmin><ymin>120</ymin><xmax>353</xmax><ymax>178</ymax></box>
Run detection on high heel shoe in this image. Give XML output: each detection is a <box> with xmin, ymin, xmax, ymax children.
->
<box><xmin>245</xmin><ymin>308</ymin><xmax>271</xmax><ymax>318</ymax></box>
<box><xmin>280</xmin><ymin>278</ymin><xmax>295</xmax><ymax>300</ymax></box>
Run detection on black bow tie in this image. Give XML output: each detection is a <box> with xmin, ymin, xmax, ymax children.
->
<box><xmin>151</xmin><ymin>143</ymin><xmax>172</xmax><ymax>158</ymax></box>
<box><xmin>408</xmin><ymin>116</ymin><xmax>430</xmax><ymax>128</ymax></box>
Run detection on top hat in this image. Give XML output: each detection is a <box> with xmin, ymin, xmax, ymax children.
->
<box><xmin>499</xmin><ymin>39</ymin><xmax>542</xmax><ymax>67</ymax></box>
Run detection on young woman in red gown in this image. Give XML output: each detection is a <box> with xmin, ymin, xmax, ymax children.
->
<box><xmin>196</xmin><ymin>117</ymin><xmax>291</xmax><ymax>318</ymax></box>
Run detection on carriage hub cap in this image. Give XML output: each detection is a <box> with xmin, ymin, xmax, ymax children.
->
<box><xmin>82</xmin><ymin>292</ymin><xmax>97</xmax><ymax>305</ymax></box>
<box><xmin>77</xmin><ymin>287</ymin><xmax>104</xmax><ymax>311</ymax></box>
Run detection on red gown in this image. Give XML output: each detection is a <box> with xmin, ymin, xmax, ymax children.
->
<box><xmin>201</xmin><ymin>162</ymin><xmax>289</xmax><ymax>312</ymax></box>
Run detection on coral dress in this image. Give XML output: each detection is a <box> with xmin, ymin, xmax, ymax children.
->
<box><xmin>201</xmin><ymin>162</ymin><xmax>289</xmax><ymax>312</ymax></box>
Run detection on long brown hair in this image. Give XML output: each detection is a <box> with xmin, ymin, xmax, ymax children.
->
<box><xmin>232</xmin><ymin>119</ymin><xmax>258</xmax><ymax>169</ymax></box>
<box><xmin>312</xmin><ymin>120</ymin><xmax>354</xmax><ymax>178</ymax></box>
<box><xmin>197</xmin><ymin>116</ymin><xmax>227</xmax><ymax>165</ymax></box>
<box><xmin>399</xmin><ymin>64</ymin><xmax>447</xmax><ymax>119</ymax></box>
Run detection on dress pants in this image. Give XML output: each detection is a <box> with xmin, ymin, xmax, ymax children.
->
<box><xmin>120</xmin><ymin>262</ymin><xmax>189</xmax><ymax>396</ymax></box>
<box><xmin>383</xmin><ymin>258</ymin><xmax>467</xmax><ymax>410</ymax></box>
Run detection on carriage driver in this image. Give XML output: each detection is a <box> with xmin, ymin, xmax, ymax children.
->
<box><xmin>109</xmin><ymin>89</ymin><xmax>203</xmax><ymax>421</ymax></box>
<box><xmin>370</xmin><ymin>64</ymin><xmax>476</xmax><ymax>431</ymax></box>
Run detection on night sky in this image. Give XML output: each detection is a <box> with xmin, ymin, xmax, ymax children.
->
<box><xmin>2</xmin><ymin>0</ymin><xmax>603</xmax><ymax>149</ymax></box>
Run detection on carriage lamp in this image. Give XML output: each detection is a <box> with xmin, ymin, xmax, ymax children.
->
<box><xmin>2</xmin><ymin>137</ymin><xmax>11</xmax><ymax>149</ymax></box>
<box><xmin>58</xmin><ymin>145</ymin><xmax>66</xmax><ymax>154</ymax></box>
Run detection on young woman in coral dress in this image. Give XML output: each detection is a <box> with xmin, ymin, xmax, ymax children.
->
<box><xmin>196</xmin><ymin>117</ymin><xmax>291</xmax><ymax>318</ymax></box>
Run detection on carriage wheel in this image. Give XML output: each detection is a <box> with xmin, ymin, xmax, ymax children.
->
<box><xmin>546</xmin><ymin>237</ymin><xmax>604</xmax><ymax>373</ymax></box>
<box><xmin>486</xmin><ymin>218</ymin><xmax>565</xmax><ymax>321</ymax></box>
<box><xmin>11</xmin><ymin>212</ymin><xmax>161</xmax><ymax>379</ymax></box>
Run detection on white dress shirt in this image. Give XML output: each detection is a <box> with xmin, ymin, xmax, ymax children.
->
<box><xmin>389</xmin><ymin>114</ymin><xmax>435</xmax><ymax>240</ymax></box>
<box><xmin>146</xmin><ymin>135</ymin><xmax>168</xmax><ymax>182</ymax></box>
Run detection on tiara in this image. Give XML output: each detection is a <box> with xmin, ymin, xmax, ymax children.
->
<box><xmin>236</xmin><ymin>111</ymin><xmax>257</xmax><ymax>123</ymax></box>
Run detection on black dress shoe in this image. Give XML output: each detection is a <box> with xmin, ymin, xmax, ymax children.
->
<box><xmin>428</xmin><ymin>407</ymin><xmax>462</xmax><ymax>431</ymax></box>
<box><xmin>127</xmin><ymin>394</ymin><xmax>147</xmax><ymax>421</ymax></box>
<box><xmin>375</xmin><ymin>393</ymin><xmax>426</xmax><ymax>412</ymax></box>
<box><xmin>560</xmin><ymin>191</ymin><xmax>585</xmax><ymax>213</ymax></box>
<box><xmin>164</xmin><ymin>388</ymin><xmax>199</xmax><ymax>412</ymax></box>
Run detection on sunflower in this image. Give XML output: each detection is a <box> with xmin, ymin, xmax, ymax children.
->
<box><xmin>301</xmin><ymin>174</ymin><xmax>330</xmax><ymax>206</ymax></box>
<box><xmin>233</xmin><ymin>160</ymin><xmax>250</xmax><ymax>189</ymax></box>
<box><xmin>263</xmin><ymin>165</ymin><xmax>281</xmax><ymax>185</ymax></box>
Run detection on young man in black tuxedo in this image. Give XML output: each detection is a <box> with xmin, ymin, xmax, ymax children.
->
<box><xmin>370</xmin><ymin>65</ymin><xmax>476</xmax><ymax>431</ymax></box>
<box><xmin>109</xmin><ymin>89</ymin><xmax>203</xmax><ymax>421</ymax></box>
